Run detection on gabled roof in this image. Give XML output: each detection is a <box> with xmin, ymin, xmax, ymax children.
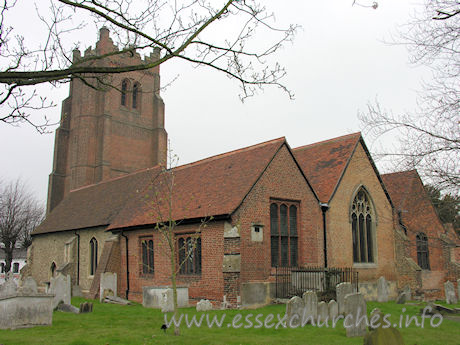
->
<box><xmin>381</xmin><ymin>170</ymin><xmax>420</xmax><ymax>211</ymax></box>
<box><xmin>293</xmin><ymin>133</ymin><xmax>361</xmax><ymax>203</ymax></box>
<box><xmin>32</xmin><ymin>167</ymin><xmax>160</xmax><ymax>235</ymax></box>
<box><xmin>34</xmin><ymin>137</ymin><xmax>287</xmax><ymax>235</ymax></box>
<box><xmin>108</xmin><ymin>137</ymin><xmax>286</xmax><ymax>230</ymax></box>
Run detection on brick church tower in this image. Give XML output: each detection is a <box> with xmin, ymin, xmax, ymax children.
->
<box><xmin>47</xmin><ymin>28</ymin><xmax>167</xmax><ymax>213</ymax></box>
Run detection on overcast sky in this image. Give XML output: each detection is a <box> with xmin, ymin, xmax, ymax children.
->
<box><xmin>1</xmin><ymin>0</ymin><xmax>429</xmax><ymax>205</ymax></box>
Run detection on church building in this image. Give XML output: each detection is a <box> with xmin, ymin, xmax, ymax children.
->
<box><xmin>27</xmin><ymin>29</ymin><xmax>459</xmax><ymax>306</ymax></box>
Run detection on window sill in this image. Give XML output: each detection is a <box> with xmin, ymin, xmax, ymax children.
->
<box><xmin>352</xmin><ymin>263</ymin><xmax>377</xmax><ymax>269</ymax></box>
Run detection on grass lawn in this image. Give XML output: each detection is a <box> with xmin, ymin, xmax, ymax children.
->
<box><xmin>0</xmin><ymin>298</ymin><xmax>459</xmax><ymax>345</ymax></box>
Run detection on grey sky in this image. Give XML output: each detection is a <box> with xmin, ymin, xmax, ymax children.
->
<box><xmin>0</xmin><ymin>1</ymin><xmax>429</xmax><ymax>204</ymax></box>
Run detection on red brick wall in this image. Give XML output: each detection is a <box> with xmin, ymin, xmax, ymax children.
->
<box><xmin>232</xmin><ymin>144</ymin><xmax>322</xmax><ymax>284</ymax></box>
<box><xmin>119</xmin><ymin>221</ymin><xmax>225</xmax><ymax>304</ymax></box>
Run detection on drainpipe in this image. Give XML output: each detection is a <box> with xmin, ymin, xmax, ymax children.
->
<box><xmin>121</xmin><ymin>231</ymin><xmax>130</xmax><ymax>299</ymax></box>
<box><xmin>320</xmin><ymin>203</ymin><xmax>329</xmax><ymax>268</ymax></box>
<box><xmin>74</xmin><ymin>231</ymin><xmax>80</xmax><ymax>286</ymax></box>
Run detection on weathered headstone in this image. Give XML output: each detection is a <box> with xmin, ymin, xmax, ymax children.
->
<box><xmin>104</xmin><ymin>295</ymin><xmax>131</xmax><ymax>305</ymax></box>
<box><xmin>286</xmin><ymin>296</ymin><xmax>305</xmax><ymax>327</ymax></box>
<box><xmin>99</xmin><ymin>272</ymin><xmax>117</xmax><ymax>302</ymax></box>
<box><xmin>328</xmin><ymin>300</ymin><xmax>338</xmax><ymax>321</ymax></box>
<box><xmin>49</xmin><ymin>273</ymin><xmax>71</xmax><ymax>309</ymax></box>
<box><xmin>363</xmin><ymin>327</ymin><xmax>405</xmax><ymax>345</ymax></box>
<box><xmin>344</xmin><ymin>292</ymin><xmax>367</xmax><ymax>337</ymax></box>
<box><xmin>302</xmin><ymin>291</ymin><xmax>318</xmax><ymax>323</ymax></box>
<box><xmin>0</xmin><ymin>278</ymin><xmax>18</xmax><ymax>297</ymax></box>
<box><xmin>160</xmin><ymin>288</ymin><xmax>174</xmax><ymax>312</ymax></box>
<box><xmin>317</xmin><ymin>301</ymin><xmax>329</xmax><ymax>324</ymax></box>
<box><xmin>19</xmin><ymin>277</ymin><xmax>38</xmax><ymax>294</ymax></box>
<box><xmin>444</xmin><ymin>281</ymin><xmax>458</xmax><ymax>304</ymax></box>
<box><xmin>396</xmin><ymin>292</ymin><xmax>407</xmax><ymax>305</ymax></box>
<box><xmin>336</xmin><ymin>282</ymin><xmax>353</xmax><ymax>315</ymax></box>
<box><xmin>377</xmin><ymin>276</ymin><xmax>389</xmax><ymax>303</ymax></box>
<box><xmin>196</xmin><ymin>299</ymin><xmax>213</xmax><ymax>312</ymax></box>
<box><xmin>403</xmin><ymin>285</ymin><xmax>411</xmax><ymax>301</ymax></box>
<box><xmin>79</xmin><ymin>302</ymin><xmax>93</xmax><ymax>313</ymax></box>
<box><xmin>57</xmin><ymin>303</ymin><xmax>80</xmax><ymax>314</ymax></box>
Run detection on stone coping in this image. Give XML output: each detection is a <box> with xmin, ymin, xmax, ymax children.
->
<box><xmin>0</xmin><ymin>293</ymin><xmax>54</xmax><ymax>301</ymax></box>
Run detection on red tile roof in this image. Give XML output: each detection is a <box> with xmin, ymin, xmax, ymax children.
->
<box><xmin>108</xmin><ymin>137</ymin><xmax>286</xmax><ymax>230</ymax></box>
<box><xmin>293</xmin><ymin>133</ymin><xmax>361</xmax><ymax>203</ymax></box>
<box><xmin>381</xmin><ymin>170</ymin><xmax>420</xmax><ymax>211</ymax></box>
<box><xmin>33</xmin><ymin>137</ymin><xmax>286</xmax><ymax>234</ymax></box>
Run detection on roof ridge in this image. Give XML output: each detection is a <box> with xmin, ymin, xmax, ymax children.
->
<box><xmin>381</xmin><ymin>169</ymin><xmax>418</xmax><ymax>177</ymax></box>
<box><xmin>293</xmin><ymin>132</ymin><xmax>361</xmax><ymax>151</ymax></box>
<box><xmin>173</xmin><ymin>137</ymin><xmax>286</xmax><ymax>172</ymax></box>
<box><xmin>69</xmin><ymin>165</ymin><xmax>162</xmax><ymax>193</ymax></box>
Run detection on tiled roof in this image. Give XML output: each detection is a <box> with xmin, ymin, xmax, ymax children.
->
<box><xmin>0</xmin><ymin>247</ymin><xmax>27</xmax><ymax>260</ymax></box>
<box><xmin>293</xmin><ymin>133</ymin><xmax>361</xmax><ymax>203</ymax></box>
<box><xmin>32</xmin><ymin>167</ymin><xmax>160</xmax><ymax>235</ymax></box>
<box><xmin>34</xmin><ymin>137</ymin><xmax>286</xmax><ymax>234</ymax></box>
<box><xmin>108</xmin><ymin>137</ymin><xmax>286</xmax><ymax>230</ymax></box>
<box><xmin>381</xmin><ymin>170</ymin><xmax>420</xmax><ymax>211</ymax></box>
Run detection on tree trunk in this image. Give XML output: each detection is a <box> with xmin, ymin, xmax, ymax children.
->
<box><xmin>170</xmin><ymin>241</ymin><xmax>180</xmax><ymax>336</ymax></box>
<box><xmin>3</xmin><ymin>243</ymin><xmax>14</xmax><ymax>273</ymax></box>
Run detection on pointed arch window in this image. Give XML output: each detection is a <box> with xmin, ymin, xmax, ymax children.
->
<box><xmin>271</xmin><ymin>201</ymin><xmax>298</xmax><ymax>267</ymax></box>
<box><xmin>416</xmin><ymin>233</ymin><xmax>430</xmax><ymax>270</ymax></box>
<box><xmin>351</xmin><ymin>188</ymin><xmax>375</xmax><ymax>263</ymax></box>
<box><xmin>50</xmin><ymin>262</ymin><xmax>56</xmax><ymax>277</ymax></box>
<box><xmin>121</xmin><ymin>80</ymin><xmax>128</xmax><ymax>106</ymax></box>
<box><xmin>90</xmin><ymin>237</ymin><xmax>98</xmax><ymax>275</ymax></box>
<box><xmin>132</xmin><ymin>82</ymin><xmax>140</xmax><ymax>109</ymax></box>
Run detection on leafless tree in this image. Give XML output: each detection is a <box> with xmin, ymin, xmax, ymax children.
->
<box><xmin>144</xmin><ymin>148</ymin><xmax>211</xmax><ymax>335</ymax></box>
<box><xmin>0</xmin><ymin>179</ymin><xmax>44</xmax><ymax>273</ymax></box>
<box><xmin>359</xmin><ymin>0</ymin><xmax>459</xmax><ymax>194</ymax></box>
<box><xmin>0</xmin><ymin>0</ymin><xmax>299</xmax><ymax>132</ymax></box>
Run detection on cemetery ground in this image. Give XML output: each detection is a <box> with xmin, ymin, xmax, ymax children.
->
<box><xmin>0</xmin><ymin>298</ymin><xmax>459</xmax><ymax>345</ymax></box>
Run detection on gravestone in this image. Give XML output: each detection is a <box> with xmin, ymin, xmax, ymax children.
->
<box><xmin>363</xmin><ymin>327</ymin><xmax>405</xmax><ymax>345</ymax></box>
<box><xmin>344</xmin><ymin>292</ymin><xmax>367</xmax><ymax>337</ymax></box>
<box><xmin>79</xmin><ymin>302</ymin><xmax>93</xmax><ymax>313</ymax></box>
<box><xmin>0</xmin><ymin>278</ymin><xmax>18</xmax><ymax>297</ymax></box>
<box><xmin>50</xmin><ymin>273</ymin><xmax>71</xmax><ymax>309</ymax></box>
<box><xmin>377</xmin><ymin>276</ymin><xmax>389</xmax><ymax>303</ymax></box>
<box><xmin>396</xmin><ymin>292</ymin><xmax>407</xmax><ymax>305</ymax></box>
<box><xmin>328</xmin><ymin>300</ymin><xmax>338</xmax><ymax>321</ymax></box>
<box><xmin>302</xmin><ymin>291</ymin><xmax>318</xmax><ymax>323</ymax></box>
<box><xmin>317</xmin><ymin>301</ymin><xmax>329</xmax><ymax>324</ymax></box>
<box><xmin>196</xmin><ymin>299</ymin><xmax>213</xmax><ymax>312</ymax></box>
<box><xmin>444</xmin><ymin>281</ymin><xmax>458</xmax><ymax>304</ymax></box>
<box><xmin>160</xmin><ymin>289</ymin><xmax>174</xmax><ymax>312</ymax></box>
<box><xmin>57</xmin><ymin>303</ymin><xmax>80</xmax><ymax>314</ymax></box>
<box><xmin>99</xmin><ymin>272</ymin><xmax>117</xmax><ymax>302</ymax></box>
<box><xmin>20</xmin><ymin>277</ymin><xmax>38</xmax><ymax>295</ymax></box>
<box><xmin>286</xmin><ymin>296</ymin><xmax>305</xmax><ymax>327</ymax></box>
<box><xmin>336</xmin><ymin>282</ymin><xmax>353</xmax><ymax>315</ymax></box>
<box><xmin>369</xmin><ymin>308</ymin><xmax>384</xmax><ymax>331</ymax></box>
<box><xmin>403</xmin><ymin>285</ymin><xmax>411</xmax><ymax>301</ymax></box>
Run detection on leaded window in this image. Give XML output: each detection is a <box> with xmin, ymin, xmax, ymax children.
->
<box><xmin>132</xmin><ymin>83</ymin><xmax>139</xmax><ymax>108</ymax></box>
<box><xmin>416</xmin><ymin>233</ymin><xmax>430</xmax><ymax>270</ymax></box>
<box><xmin>271</xmin><ymin>201</ymin><xmax>298</xmax><ymax>267</ymax></box>
<box><xmin>351</xmin><ymin>188</ymin><xmax>375</xmax><ymax>263</ymax></box>
<box><xmin>178</xmin><ymin>235</ymin><xmax>201</xmax><ymax>275</ymax></box>
<box><xmin>121</xmin><ymin>80</ymin><xmax>128</xmax><ymax>105</ymax></box>
<box><xmin>90</xmin><ymin>237</ymin><xmax>98</xmax><ymax>275</ymax></box>
<box><xmin>141</xmin><ymin>238</ymin><xmax>154</xmax><ymax>274</ymax></box>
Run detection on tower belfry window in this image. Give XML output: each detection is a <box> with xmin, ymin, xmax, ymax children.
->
<box><xmin>132</xmin><ymin>83</ymin><xmax>139</xmax><ymax>109</ymax></box>
<box><xmin>121</xmin><ymin>80</ymin><xmax>128</xmax><ymax>106</ymax></box>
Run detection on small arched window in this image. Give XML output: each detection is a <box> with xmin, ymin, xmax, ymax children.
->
<box><xmin>177</xmin><ymin>235</ymin><xmax>201</xmax><ymax>275</ymax></box>
<box><xmin>141</xmin><ymin>238</ymin><xmax>154</xmax><ymax>274</ymax></box>
<box><xmin>13</xmin><ymin>262</ymin><xmax>19</xmax><ymax>273</ymax></box>
<box><xmin>50</xmin><ymin>262</ymin><xmax>56</xmax><ymax>277</ymax></box>
<box><xmin>416</xmin><ymin>233</ymin><xmax>430</xmax><ymax>270</ymax></box>
<box><xmin>351</xmin><ymin>187</ymin><xmax>375</xmax><ymax>263</ymax></box>
<box><xmin>90</xmin><ymin>237</ymin><xmax>98</xmax><ymax>275</ymax></box>
<box><xmin>121</xmin><ymin>80</ymin><xmax>128</xmax><ymax>106</ymax></box>
<box><xmin>132</xmin><ymin>82</ymin><xmax>139</xmax><ymax>109</ymax></box>
<box><xmin>1</xmin><ymin>262</ymin><xmax>5</xmax><ymax>273</ymax></box>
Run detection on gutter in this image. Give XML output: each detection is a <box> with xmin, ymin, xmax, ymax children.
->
<box><xmin>320</xmin><ymin>203</ymin><xmax>329</xmax><ymax>268</ymax></box>
<box><xmin>121</xmin><ymin>231</ymin><xmax>130</xmax><ymax>300</ymax></box>
<box><xmin>74</xmin><ymin>231</ymin><xmax>80</xmax><ymax>285</ymax></box>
